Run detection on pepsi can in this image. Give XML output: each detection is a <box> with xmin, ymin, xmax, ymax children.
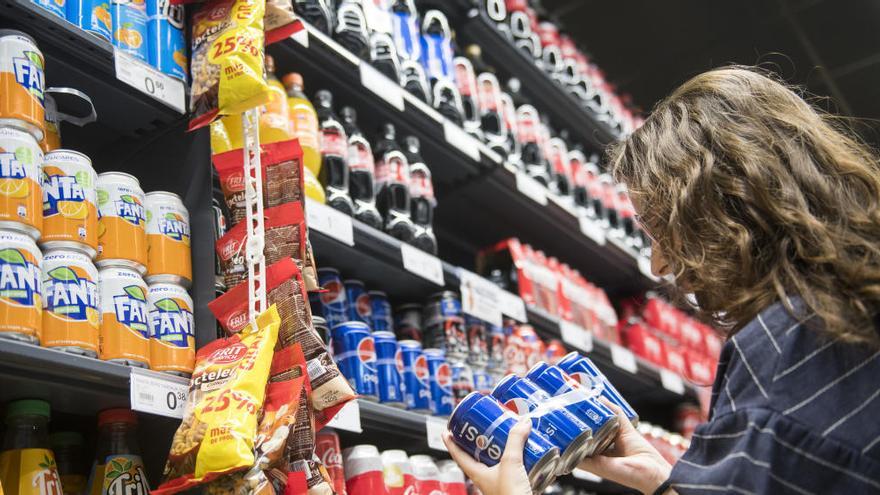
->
<box><xmin>448</xmin><ymin>392</ymin><xmax>560</xmax><ymax>493</ymax></box>
<box><xmin>558</xmin><ymin>352</ymin><xmax>639</xmax><ymax>425</ymax></box>
<box><xmin>464</xmin><ymin>314</ymin><xmax>489</xmax><ymax>368</ymax></box>
<box><xmin>451</xmin><ymin>362</ymin><xmax>475</xmax><ymax>404</ymax></box>
<box><xmin>395</xmin><ymin>303</ymin><xmax>423</xmax><ymax>341</ymax></box>
<box><xmin>373</xmin><ymin>331</ymin><xmax>405</xmax><ymax>407</ymax></box>
<box><xmin>345</xmin><ymin>279</ymin><xmax>372</xmax><ymax>325</ymax></box>
<box><xmin>318</xmin><ymin>268</ymin><xmax>348</xmax><ymax>328</ymax></box>
<box><xmin>492</xmin><ymin>375</ymin><xmax>593</xmax><ymax>474</ymax></box>
<box><xmin>423</xmin><ymin>291</ymin><xmax>467</xmax><ymax>362</ymax></box>
<box><xmin>331</xmin><ymin>321</ymin><xmax>378</xmax><ymax>401</ymax></box>
<box><xmin>424</xmin><ymin>348</ymin><xmax>453</xmax><ymax>416</ymax></box>
<box><xmin>487</xmin><ymin>322</ymin><xmax>506</xmax><ymax>371</ymax></box>
<box><xmin>526</xmin><ymin>362</ymin><xmax>619</xmax><ymax>456</ymax></box>
<box><xmin>369</xmin><ymin>290</ymin><xmax>393</xmax><ymax>332</ymax></box>
<box><xmin>399</xmin><ymin>340</ymin><xmax>431</xmax><ymax>412</ymax></box>
<box><xmin>472</xmin><ymin>367</ymin><xmax>494</xmax><ymax>394</ymax></box>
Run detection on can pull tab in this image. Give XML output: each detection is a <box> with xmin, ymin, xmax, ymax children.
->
<box><xmin>46</xmin><ymin>87</ymin><xmax>98</xmax><ymax>126</ymax></box>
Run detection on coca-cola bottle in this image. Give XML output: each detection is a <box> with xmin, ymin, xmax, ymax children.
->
<box><xmin>453</xmin><ymin>56</ymin><xmax>482</xmax><ymax>138</ymax></box>
<box><xmin>315</xmin><ymin>90</ymin><xmax>354</xmax><ymax>215</ymax></box>
<box><xmin>294</xmin><ymin>0</ymin><xmax>335</xmax><ymax>34</ymax></box>
<box><xmin>370</xmin><ymin>32</ymin><xmax>401</xmax><ymax>82</ymax></box>
<box><xmin>403</xmin><ymin>136</ymin><xmax>437</xmax><ymax>254</ymax></box>
<box><xmin>374</xmin><ymin>123</ymin><xmax>415</xmax><ymax>241</ymax></box>
<box><xmin>340</xmin><ymin>106</ymin><xmax>382</xmax><ymax>229</ymax></box>
<box><xmin>335</xmin><ymin>0</ymin><xmax>369</xmax><ymax>58</ymax></box>
<box><xmin>516</xmin><ymin>104</ymin><xmax>550</xmax><ymax>185</ymax></box>
<box><xmin>546</xmin><ymin>137</ymin><xmax>571</xmax><ymax>197</ymax></box>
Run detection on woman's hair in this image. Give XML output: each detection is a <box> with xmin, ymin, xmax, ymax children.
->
<box><xmin>609</xmin><ymin>66</ymin><xmax>880</xmax><ymax>345</ymax></box>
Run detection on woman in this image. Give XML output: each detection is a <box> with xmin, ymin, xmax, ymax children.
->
<box><xmin>443</xmin><ymin>67</ymin><xmax>880</xmax><ymax>494</ymax></box>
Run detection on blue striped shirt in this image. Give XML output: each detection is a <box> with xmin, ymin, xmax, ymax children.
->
<box><xmin>669</xmin><ymin>300</ymin><xmax>880</xmax><ymax>494</ymax></box>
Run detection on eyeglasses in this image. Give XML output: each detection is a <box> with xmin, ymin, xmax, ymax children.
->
<box><xmin>634</xmin><ymin>213</ymin><xmax>657</xmax><ymax>244</ymax></box>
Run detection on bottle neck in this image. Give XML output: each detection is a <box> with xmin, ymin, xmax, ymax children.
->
<box><xmin>2</xmin><ymin>417</ymin><xmax>50</xmax><ymax>451</ymax></box>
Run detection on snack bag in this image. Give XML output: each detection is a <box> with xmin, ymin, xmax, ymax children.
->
<box><xmin>154</xmin><ymin>305</ymin><xmax>281</xmax><ymax>495</ymax></box>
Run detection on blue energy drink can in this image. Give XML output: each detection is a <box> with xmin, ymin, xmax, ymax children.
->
<box><xmin>344</xmin><ymin>279</ymin><xmax>372</xmax><ymax>325</ymax></box>
<box><xmin>399</xmin><ymin>339</ymin><xmax>431</xmax><ymax>412</ymax></box>
<box><xmin>558</xmin><ymin>351</ymin><xmax>639</xmax><ymax>425</ymax></box>
<box><xmin>331</xmin><ymin>321</ymin><xmax>378</xmax><ymax>400</ymax></box>
<box><xmin>369</xmin><ymin>290</ymin><xmax>393</xmax><ymax>332</ymax></box>
<box><xmin>146</xmin><ymin>0</ymin><xmax>186</xmax><ymax>80</ymax></box>
<box><xmin>111</xmin><ymin>0</ymin><xmax>148</xmax><ymax>61</ymax></box>
<box><xmin>67</xmin><ymin>0</ymin><xmax>112</xmax><ymax>41</ymax></box>
<box><xmin>373</xmin><ymin>330</ymin><xmax>404</xmax><ymax>407</ymax></box>
<box><xmin>424</xmin><ymin>348</ymin><xmax>453</xmax><ymax>416</ymax></box>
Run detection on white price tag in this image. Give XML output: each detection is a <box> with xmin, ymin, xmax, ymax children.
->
<box><xmin>497</xmin><ymin>289</ymin><xmax>527</xmax><ymax>322</ymax></box>
<box><xmin>559</xmin><ymin>320</ymin><xmax>593</xmax><ymax>353</ymax></box>
<box><xmin>637</xmin><ymin>256</ymin><xmax>657</xmax><ymax>280</ymax></box>
<box><xmin>610</xmin><ymin>345</ymin><xmax>638</xmax><ymax>374</ymax></box>
<box><xmin>359</xmin><ymin>62</ymin><xmax>404</xmax><ymax>111</ymax></box>
<box><xmin>579</xmin><ymin>216</ymin><xmax>606</xmax><ymax>246</ymax></box>
<box><xmin>129</xmin><ymin>368</ymin><xmax>188</xmax><ymax>419</ymax></box>
<box><xmin>426</xmin><ymin>416</ymin><xmax>448</xmax><ymax>452</ymax></box>
<box><xmin>659</xmin><ymin>369</ymin><xmax>685</xmax><ymax>395</ymax></box>
<box><xmin>401</xmin><ymin>243</ymin><xmax>444</xmax><ymax>286</ymax></box>
<box><xmin>515</xmin><ymin>172</ymin><xmax>548</xmax><ymax>206</ymax></box>
<box><xmin>326</xmin><ymin>400</ymin><xmax>362</xmax><ymax>432</ymax></box>
<box><xmin>306</xmin><ymin>200</ymin><xmax>354</xmax><ymax>246</ymax></box>
<box><xmin>548</xmin><ymin>193</ymin><xmax>576</xmax><ymax>216</ymax></box>
<box><xmin>364</xmin><ymin>1</ymin><xmax>392</xmax><ymax>33</ymax></box>
<box><xmin>114</xmin><ymin>50</ymin><xmax>185</xmax><ymax>113</ymax></box>
<box><xmin>290</xmin><ymin>25</ymin><xmax>309</xmax><ymax>47</ymax></box>
<box><xmin>571</xmin><ymin>469</ymin><xmax>603</xmax><ymax>483</ymax></box>
<box><xmin>459</xmin><ymin>269</ymin><xmax>503</xmax><ymax>327</ymax></box>
<box><xmin>443</xmin><ymin>121</ymin><xmax>481</xmax><ymax>162</ymax></box>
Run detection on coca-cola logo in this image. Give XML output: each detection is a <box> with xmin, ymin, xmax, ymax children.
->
<box><xmin>320</xmin><ymin>280</ymin><xmax>344</xmax><ymax>304</ymax></box>
<box><xmin>358</xmin><ymin>337</ymin><xmax>376</xmax><ymax>366</ymax></box>
<box><xmin>225</xmin><ymin>310</ymin><xmax>249</xmax><ymax>332</ymax></box>
<box><xmin>436</xmin><ymin>363</ymin><xmax>452</xmax><ymax>388</ymax></box>
<box><xmin>320</xmin><ymin>447</ymin><xmax>342</xmax><ymax>468</ymax></box>
<box><xmin>219</xmin><ymin>238</ymin><xmax>242</xmax><ymax>260</ymax></box>
<box><xmin>414</xmin><ymin>355</ymin><xmax>429</xmax><ymax>383</ymax></box>
<box><xmin>356</xmin><ymin>293</ymin><xmax>372</xmax><ymax>318</ymax></box>
<box><xmin>210</xmin><ymin>342</ymin><xmax>248</xmax><ymax>364</ymax></box>
<box><xmin>503</xmin><ymin>397</ymin><xmax>532</xmax><ymax>415</ymax></box>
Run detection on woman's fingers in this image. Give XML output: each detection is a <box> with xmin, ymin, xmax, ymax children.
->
<box><xmin>501</xmin><ymin>419</ymin><xmax>532</xmax><ymax>465</ymax></box>
<box><xmin>443</xmin><ymin>431</ymin><xmax>489</xmax><ymax>480</ymax></box>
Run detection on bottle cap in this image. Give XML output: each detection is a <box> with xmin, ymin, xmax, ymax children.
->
<box><xmin>51</xmin><ymin>431</ymin><xmax>85</xmax><ymax>448</ymax></box>
<box><xmin>5</xmin><ymin>399</ymin><xmax>51</xmax><ymax>422</ymax></box>
<box><xmin>282</xmin><ymin>72</ymin><xmax>304</xmax><ymax>89</ymax></box>
<box><xmin>98</xmin><ymin>408</ymin><xmax>138</xmax><ymax>426</ymax></box>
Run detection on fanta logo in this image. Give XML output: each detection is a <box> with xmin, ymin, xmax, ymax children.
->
<box><xmin>503</xmin><ymin>397</ymin><xmax>533</xmax><ymax>415</ymax></box>
<box><xmin>0</xmin><ymin>248</ymin><xmax>40</xmax><ymax>305</ymax></box>
<box><xmin>0</xmin><ymin>152</ymin><xmax>27</xmax><ymax>180</ymax></box>
<box><xmin>414</xmin><ymin>355</ymin><xmax>429</xmax><ymax>383</ymax></box>
<box><xmin>211</xmin><ymin>342</ymin><xmax>247</xmax><ymax>364</ymax></box>
<box><xmin>436</xmin><ymin>363</ymin><xmax>452</xmax><ymax>388</ymax></box>
<box><xmin>158</xmin><ymin>213</ymin><xmax>190</xmax><ymax>241</ymax></box>
<box><xmin>112</xmin><ymin>285</ymin><xmax>148</xmax><ymax>337</ymax></box>
<box><xmin>320</xmin><ymin>280</ymin><xmax>343</xmax><ymax>304</ymax></box>
<box><xmin>358</xmin><ymin>337</ymin><xmax>376</xmax><ymax>367</ymax></box>
<box><xmin>457</xmin><ymin>421</ymin><xmax>502</xmax><ymax>460</ymax></box>
<box><xmin>45</xmin><ymin>267</ymin><xmax>98</xmax><ymax>320</ymax></box>
<box><xmin>114</xmin><ymin>195</ymin><xmax>146</xmax><ymax>226</ymax></box>
<box><xmin>13</xmin><ymin>51</ymin><xmax>44</xmax><ymax>103</ymax></box>
<box><xmin>150</xmin><ymin>297</ymin><xmax>194</xmax><ymax>346</ymax></box>
<box><xmin>319</xmin><ymin>447</ymin><xmax>342</xmax><ymax>468</ymax></box>
<box><xmin>226</xmin><ymin>310</ymin><xmax>248</xmax><ymax>331</ymax></box>
<box><xmin>42</xmin><ymin>174</ymin><xmax>86</xmax><ymax>217</ymax></box>
<box><xmin>356</xmin><ymin>293</ymin><xmax>371</xmax><ymax>317</ymax></box>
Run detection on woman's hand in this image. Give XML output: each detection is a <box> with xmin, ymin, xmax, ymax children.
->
<box><xmin>442</xmin><ymin>418</ymin><xmax>534</xmax><ymax>495</ymax></box>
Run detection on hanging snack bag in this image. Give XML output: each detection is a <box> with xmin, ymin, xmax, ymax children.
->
<box><xmin>264</xmin><ymin>0</ymin><xmax>299</xmax><ymax>44</ymax></box>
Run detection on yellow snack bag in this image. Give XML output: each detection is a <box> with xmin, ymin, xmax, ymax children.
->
<box><xmin>154</xmin><ymin>305</ymin><xmax>281</xmax><ymax>495</ymax></box>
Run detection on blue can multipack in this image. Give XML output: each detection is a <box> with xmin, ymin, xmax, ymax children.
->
<box><xmin>318</xmin><ymin>268</ymin><xmax>348</xmax><ymax>328</ymax></box>
<box><xmin>331</xmin><ymin>321</ymin><xmax>378</xmax><ymax>400</ymax></box>
<box><xmin>32</xmin><ymin>0</ymin><xmax>66</xmax><ymax>19</ymax></box>
<box><xmin>373</xmin><ymin>330</ymin><xmax>405</xmax><ymax>407</ymax></box>
<box><xmin>448</xmin><ymin>391</ymin><xmax>561</xmax><ymax>493</ymax></box>
<box><xmin>424</xmin><ymin>348</ymin><xmax>453</xmax><ymax>416</ymax></box>
<box><xmin>344</xmin><ymin>279</ymin><xmax>372</xmax><ymax>325</ymax></box>
<box><xmin>111</xmin><ymin>0</ymin><xmax>148</xmax><ymax>61</ymax></box>
<box><xmin>369</xmin><ymin>290</ymin><xmax>393</xmax><ymax>332</ymax></box>
<box><xmin>557</xmin><ymin>351</ymin><xmax>639</xmax><ymax>425</ymax></box>
<box><xmin>146</xmin><ymin>0</ymin><xmax>186</xmax><ymax>80</ymax></box>
<box><xmin>390</xmin><ymin>0</ymin><xmax>420</xmax><ymax>62</ymax></box>
<box><xmin>399</xmin><ymin>339</ymin><xmax>431</xmax><ymax>412</ymax></box>
<box><xmin>419</xmin><ymin>10</ymin><xmax>453</xmax><ymax>82</ymax></box>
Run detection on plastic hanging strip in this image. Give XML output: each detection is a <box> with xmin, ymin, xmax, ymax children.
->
<box><xmin>243</xmin><ymin>108</ymin><xmax>267</xmax><ymax>323</ymax></box>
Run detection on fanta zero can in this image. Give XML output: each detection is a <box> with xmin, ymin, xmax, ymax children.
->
<box><xmin>95</xmin><ymin>172</ymin><xmax>147</xmax><ymax>272</ymax></box>
<box><xmin>98</xmin><ymin>265</ymin><xmax>150</xmax><ymax>368</ymax></box>
<box><xmin>146</xmin><ymin>0</ymin><xmax>186</xmax><ymax>80</ymax></box>
<box><xmin>147</xmin><ymin>282</ymin><xmax>194</xmax><ymax>376</ymax></box>
<box><xmin>369</xmin><ymin>290</ymin><xmax>392</xmax><ymax>332</ymax></box>
<box><xmin>318</xmin><ymin>267</ymin><xmax>347</xmax><ymax>328</ymax></box>
<box><xmin>373</xmin><ymin>330</ymin><xmax>404</xmax><ymax>407</ymax></box>
<box><xmin>111</xmin><ymin>0</ymin><xmax>148</xmax><ymax>61</ymax></box>
<box><xmin>41</xmin><ymin>248</ymin><xmax>99</xmax><ymax>356</ymax></box>
<box><xmin>0</xmin><ymin>31</ymin><xmax>45</xmax><ymax>141</ymax></box>
<box><xmin>32</xmin><ymin>0</ymin><xmax>67</xmax><ymax>19</ymax></box>
<box><xmin>40</xmin><ymin>149</ymin><xmax>98</xmax><ymax>257</ymax></box>
<box><xmin>0</xmin><ymin>229</ymin><xmax>42</xmax><ymax>343</ymax></box>
<box><xmin>399</xmin><ymin>339</ymin><xmax>430</xmax><ymax>413</ymax></box>
<box><xmin>0</xmin><ymin>126</ymin><xmax>43</xmax><ymax>239</ymax></box>
<box><xmin>331</xmin><ymin>321</ymin><xmax>378</xmax><ymax>400</ymax></box>
<box><xmin>344</xmin><ymin>279</ymin><xmax>371</xmax><ymax>326</ymax></box>
<box><xmin>67</xmin><ymin>0</ymin><xmax>113</xmax><ymax>41</ymax></box>
<box><xmin>424</xmin><ymin>348</ymin><xmax>453</xmax><ymax>416</ymax></box>
<box><xmin>144</xmin><ymin>191</ymin><xmax>191</xmax><ymax>287</ymax></box>
<box><xmin>557</xmin><ymin>351</ymin><xmax>639</xmax><ymax>425</ymax></box>
<box><xmin>448</xmin><ymin>391</ymin><xmax>560</xmax><ymax>493</ymax></box>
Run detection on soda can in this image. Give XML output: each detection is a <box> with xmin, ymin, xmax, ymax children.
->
<box><xmin>423</xmin><ymin>291</ymin><xmax>467</xmax><ymax>362</ymax></box>
<box><xmin>545</xmin><ymin>339</ymin><xmax>567</xmax><ymax>364</ymax></box>
<box><xmin>451</xmin><ymin>361</ymin><xmax>475</xmax><ymax>405</ymax></box>
<box><xmin>67</xmin><ymin>0</ymin><xmax>113</xmax><ymax>41</ymax></box>
<box><xmin>98</xmin><ymin>265</ymin><xmax>150</xmax><ymax>368</ymax></box>
<box><xmin>111</xmin><ymin>0</ymin><xmax>148</xmax><ymax>62</ymax></box>
<box><xmin>394</xmin><ymin>303</ymin><xmax>422</xmax><ymax>341</ymax></box>
<box><xmin>344</xmin><ymin>279</ymin><xmax>371</xmax><ymax>325</ymax></box>
<box><xmin>0</xmin><ymin>31</ymin><xmax>45</xmax><ymax>141</ymax></box>
<box><xmin>437</xmin><ymin>460</ymin><xmax>467</xmax><ymax>495</ymax></box>
<box><xmin>557</xmin><ymin>351</ymin><xmax>639</xmax><ymax>425</ymax></box>
<box><xmin>147</xmin><ymin>282</ymin><xmax>194</xmax><ymax>376</ymax></box>
<box><xmin>316</xmin><ymin>430</ymin><xmax>346</xmax><ymax>495</ymax></box>
<box><xmin>318</xmin><ymin>267</ymin><xmax>347</xmax><ymax>328</ymax></box>
<box><xmin>448</xmin><ymin>391</ymin><xmax>560</xmax><ymax>493</ymax></box>
<box><xmin>32</xmin><ymin>0</ymin><xmax>67</xmax><ymax>18</ymax></box>
<box><xmin>144</xmin><ymin>191</ymin><xmax>191</xmax><ymax>286</ymax></box>
<box><xmin>331</xmin><ymin>321</ymin><xmax>378</xmax><ymax>400</ymax></box>
<box><xmin>472</xmin><ymin>366</ymin><xmax>493</xmax><ymax>394</ymax></box>
<box><xmin>424</xmin><ymin>348</ymin><xmax>453</xmax><ymax>416</ymax></box>
<box><xmin>492</xmin><ymin>374</ymin><xmax>593</xmax><ymax>474</ymax></box>
<box><xmin>41</xmin><ymin>249</ymin><xmax>99</xmax><ymax>356</ymax></box>
<box><xmin>0</xmin><ymin>230</ymin><xmax>41</xmax><ymax>343</ymax></box>
<box><xmin>0</xmin><ymin>126</ymin><xmax>43</xmax><ymax>239</ymax></box>
<box><xmin>96</xmin><ymin>172</ymin><xmax>147</xmax><ymax>272</ymax></box>
<box><xmin>373</xmin><ymin>330</ymin><xmax>404</xmax><ymax>407</ymax></box>
<box><xmin>464</xmin><ymin>314</ymin><xmax>489</xmax><ymax>368</ymax></box>
<box><xmin>146</xmin><ymin>0</ymin><xmax>186</xmax><ymax>80</ymax></box>
<box><xmin>368</xmin><ymin>290</ymin><xmax>392</xmax><ymax>332</ymax></box>
<box><xmin>399</xmin><ymin>339</ymin><xmax>430</xmax><ymax>413</ymax></box>
<box><xmin>526</xmin><ymin>362</ymin><xmax>619</xmax><ymax>456</ymax></box>
<box><xmin>487</xmin><ymin>321</ymin><xmax>506</xmax><ymax>371</ymax></box>
<box><xmin>40</xmin><ymin>150</ymin><xmax>98</xmax><ymax>257</ymax></box>
<box><xmin>342</xmin><ymin>445</ymin><xmax>386</xmax><ymax>495</ymax></box>
<box><xmin>380</xmin><ymin>450</ymin><xmax>415</xmax><ymax>495</ymax></box>
<box><xmin>409</xmin><ymin>455</ymin><xmax>442</xmax><ymax>495</ymax></box>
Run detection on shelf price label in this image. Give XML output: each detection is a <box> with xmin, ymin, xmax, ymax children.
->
<box><xmin>515</xmin><ymin>172</ymin><xmax>548</xmax><ymax>206</ymax></box>
<box><xmin>129</xmin><ymin>368</ymin><xmax>188</xmax><ymax>419</ymax></box>
<box><xmin>610</xmin><ymin>345</ymin><xmax>638</xmax><ymax>374</ymax></box>
<box><xmin>559</xmin><ymin>320</ymin><xmax>593</xmax><ymax>353</ymax></box>
<box><xmin>579</xmin><ymin>216</ymin><xmax>606</xmax><ymax>246</ymax></box>
<box><xmin>114</xmin><ymin>50</ymin><xmax>186</xmax><ymax>114</ymax></box>
<box><xmin>307</xmin><ymin>200</ymin><xmax>354</xmax><ymax>246</ymax></box>
<box><xmin>426</xmin><ymin>416</ymin><xmax>448</xmax><ymax>452</ymax></box>
<box><xmin>637</xmin><ymin>256</ymin><xmax>658</xmax><ymax>281</ymax></box>
<box><xmin>327</xmin><ymin>400</ymin><xmax>362</xmax><ymax>432</ymax></box>
<box><xmin>359</xmin><ymin>62</ymin><xmax>404</xmax><ymax>111</ymax></box>
<box><xmin>401</xmin><ymin>243</ymin><xmax>444</xmax><ymax>286</ymax></box>
<box><xmin>443</xmin><ymin>121</ymin><xmax>481</xmax><ymax>162</ymax></box>
<box><xmin>498</xmin><ymin>289</ymin><xmax>527</xmax><ymax>322</ymax></box>
<box><xmin>459</xmin><ymin>269</ymin><xmax>503</xmax><ymax>327</ymax></box>
<box><xmin>659</xmin><ymin>369</ymin><xmax>686</xmax><ymax>395</ymax></box>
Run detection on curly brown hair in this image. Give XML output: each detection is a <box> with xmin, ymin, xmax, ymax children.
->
<box><xmin>609</xmin><ymin>66</ymin><xmax>880</xmax><ymax>345</ymax></box>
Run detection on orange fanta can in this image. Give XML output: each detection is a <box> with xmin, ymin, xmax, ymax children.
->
<box><xmin>99</xmin><ymin>265</ymin><xmax>150</xmax><ymax>368</ymax></box>
<box><xmin>148</xmin><ymin>282</ymin><xmax>194</xmax><ymax>376</ymax></box>
<box><xmin>96</xmin><ymin>172</ymin><xmax>147</xmax><ymax>272</ymax></box>
<box><xmin>0</xmin><ymin>126</ymin><xmax>43</xmax><ymax>239</ymax></box>
<box><xmin>145</xmin><ymin>191</ymin><xmax>191</xmax><ymax>287</ymax></box>
<box><xmin>0</xmin><ymin>229</ymin><xmax>42</xmax><ymax>344</ymax></box>
<box><xmin>41</xmin><ymin>150</ymin><xmax>98</xmax><ymax>257</ymax></box>
<box><xmin>41</xmin><ymin>249</ymin><xmax>99</xmax><ymax>356</ymax></box>
<box><xmin>0</xmin><ymin>30</ymin><xmax>45</xmax><ymax>141</ymax></box>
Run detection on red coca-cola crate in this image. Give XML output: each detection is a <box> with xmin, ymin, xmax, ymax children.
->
<box><xmin>678</xmin><ymin>314</ymin><xmax>706</xmax><ymax>354</ymax></box>
<box><xmin>622</xmin><ymin>321</ymin><xmax>667</xmax><ymax>368</ymax></box>
<box><xmin>664</xmin><ymin>342</ymin><xmax>689</xmax><ymax>377</ymax></box>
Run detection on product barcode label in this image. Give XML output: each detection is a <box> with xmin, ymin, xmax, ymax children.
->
<box><xmin>307</xmin><ymin>200</ymin><xmax>355</xmax><ymax>246</ymax></box>
<box><xmin>129</xmin><ymin>368</ymin><xmax>188</xmax><ymax>418</ymax></box>
<box><xmin>401</xmin><ymin>243</ymin><xmax>445</xmax><ymax>286</ymax></box>
<box><xmin>426</xmin><ymin>416</ymin><xmax>448</xmax><ymax>452</ymax></box>
<box><xmin>307</xmin><ymin>357</ymin><xmax>326</xmax><ymax>380</ymax></box>
<box><xmin>326</xmin><ymin>400</ymin><xmax>362</xmax><ymax>432</ymax></box>
<box><xmin>114</xmin><ymin>50</ymin><xmax>186</xmax><ymax>113</ymax></box>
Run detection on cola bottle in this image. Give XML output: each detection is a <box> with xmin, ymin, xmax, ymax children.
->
<box><xmin>340</xmin><ymin>106</ymin><xmax>382</xmax><ymax>229</ymax></box>
<box><xmin>453</xmin><ymin>56</ymin><xmax>481</xmax><ymax>138</ymax></box>
<box><xmin>335</xmin><ymin>0</ymin><xmax>369</xmax><ymax>58</ymax></box>
<box><xmin>315</xmin><ymin>90</ymin><xmax>354</xmax><ymax>215</ymax></box>
<box><xmin>373</xmin><ymin>123</ymin><xmax>415</xmax><ymax>241</ymax></box>
<box><xmin>516</xmin><ymin>104</ymin><xmax>550</xmax><ymax>185</ymax></box>
<box><xmin>476</xmin><ymin>72</ymin><xmax>507</xmax><ymax>154</ymax></box>
<box><xmin>369</xmin><ymin>32</ymin><xmax>401</xmax><ymax>82</ymax></box>
<box><xmin>294</xmin><ymin>0</ymin><xmax>335</xmax><ymax>34</ymax></box>
<box><xmin>403</xmin><ymin>136</ymin><xmax>438</xmax><ymax>254</ymax></box>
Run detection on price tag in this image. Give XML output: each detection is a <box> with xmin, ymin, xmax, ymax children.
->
<box><xmin>497</xmin><ymin>289</ymin><xmax>527</xmax><ymax>322</ymax></box>
<box><xmin>426</xmin><ymin>416</ymin><xmax>448</xmax><ymax>452</ymax></box>
<box><xmin>637</xmin><ymin>256</ymin><xmax>656</xmax><ymax>280</ymax></box>
<box><xmin>571</xmin><ymin>469</ymin><xmax>603</xmax><ymax>483</ymax></box>
<box><xmin>659</xmin><ymin>369</ymin><xmax>685</xmax><ymax>395</ymax></box>
<box><xmin>114</xmin><ymin>50</ymin><xmax>185</xmax><ymax>113</ymax></box>
<box><xmin>359</xmin><ymin>62</ymin><xmax>404</xmax><ymax>111</ymax></box>
<box><xmin>610</xmin><ymin>345</ymin><xmax>638</xmax><ymax>374</ymax></box>
<box><xmin>401</xmin><ymin>243</ymin><xmax>444</xmax><ymax>286</ymax></box>
<box><xmin>443</xmin><ymin>121</ymin><xmax>481</xmax><ymax>162</ymax></box>
<box><xmin>579</xmin><ymin>216</ymin><xmax>606</xmax><ymax>246</ymax></box>
<box><xmin>548</xmin><ymin>193</ymin><xmax>576</xmax><ymax>216</ymax></box>
<box><xmin>129</xmin><ymin>368</ymin><xmax>188</xmax><ymax>418</ymax></box>
<box><xmin>290</xmin><ymin>25</ymin><xmax>309</xmax><ymax>47</ymax></box>
<box><xmin>559</xmin><ymin>320</ymin><xmax>593</xmax><ymax>353</ymax></box>
<box><xmin>459</xmin><ymin>269</ymin><xmax>503</xmax><ymax>327</ymax></box>
<box><xmin>306</xmin><ymin>200</ymin><xmax>354</xmax><ymax>246</ymax></box>
<box><xmin>364</xmin><ymin>1</ymin><xmax>392</xmax><ymax>33</ymax></box>
<box><xmin>327</xmin><ymin>400</ymin><xmax>362</xmax><ymax>432</ymax></box>
<box><xmin>515</xmin><ymin>172</ymin><xmax>548</xmax><ymax>206</ymax></box>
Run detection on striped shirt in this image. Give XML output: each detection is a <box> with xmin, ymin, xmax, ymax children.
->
<box><xmin>669</xmin><ymin>300</ymin><xmax>880</xmax><ymax>494</ymax></box>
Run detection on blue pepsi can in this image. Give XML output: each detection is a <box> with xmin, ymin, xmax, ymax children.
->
<box><xmin>318</xmin><ymin>268</ymin><xmax>348</xmax><ymax>328</ymax></box>
<box><xmin>526</xmin><ymin>362</ymin><xmax>619</xmax><ymax>456</ymax></box>
<box><xmin>390</xmin><ymin>2</ymin><xmax>420</xmax><ymax>62</ymax></box>
<box><xmin>419</xmin><ymin>10</ymin><xmax>454</xmax><ymax>82</ymax></box>
<box><xmin>67</xmin><ymin>0</ymin><xmax>112</xmax><ymax>41</ymax></box>
<box><xmin>399</xmin><ymin>340</ymin><xmax>431</xmax><ymax>412</ymax></box>
<box><xmin>451</xmin><ymin>362</ymin><xmax>475</xmax><ymax>404</ymax></box>
<box><xmin>373</xmin><ymin>331</ymin><xmax>404</xmax><ymax>407</ymax></box>
<box><xmin>424</xmin><ymin>348</ymin><xmax>453</xmax><ymax>416</ymax></box>
<box><xmin>558</xmin><ymin>352</ymin><xmax>639</xmax><ymax>425</ymax></box>
<box><xmin>492</xmin><ymin>375</ymin><xmax>593</xmax><ymax>474</ymax></box>
<box><xmin>111</xmin><ymin>0</ymin><xmax>149</xmax><ymax>62</ymax></box>
<box><xmin>331</xmin><ymin>321</ymin><xmax>378</xmax><ymax>400</ymax></box>
<box><xmin>423</xmin><ymin>291</ymin><xmax>467</xmax><ymax>362</ymax></box>
<box><xmin>146</xmin><ymin>0</ymin><xmax>186</xmax><ymax>80</ymax></box>
<box><xmin>448</xmin><ymin>391</ymin><xmax>560</xmax><ymax>493</ymax></box>
<box><xmin>33</xmin><ymin>0</ymin><xmax>65</xmax><ymax>19</ymax></box>
<box><xmin>344</xmin><ymin>279</ymin><xmax>372</xmax><ymax>326</ymax></box>
<box><xmin>472</xmin><ymin>367</ymin><xmax>493</xmax><ymax>394</ymax></box>
<box><xmin>369</xmin><ymin>290</ymin><xmax>393</xmax><ymax>332</ymax></box>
